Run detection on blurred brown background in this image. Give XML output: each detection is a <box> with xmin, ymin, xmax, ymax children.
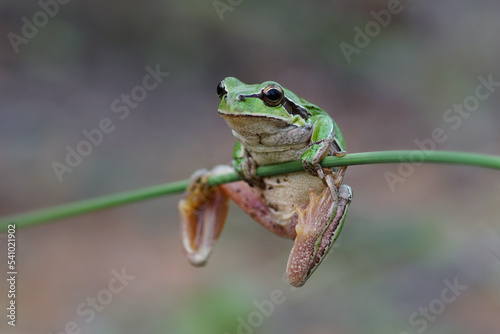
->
<box><xmin>1</xmin><ymin>1</ymin><xmax>500</xmax><ymax>333</ymax></box>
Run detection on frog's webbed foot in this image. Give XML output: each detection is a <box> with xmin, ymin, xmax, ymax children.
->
<box><xmin>286</xmin><ymin>182</ymin><xmax>352</xmax><ymax>287</ymax></box>
<box><xmin>178</xmin><ymin>166</ymin><xmax>231</xmax><ymax>266</ymax></box>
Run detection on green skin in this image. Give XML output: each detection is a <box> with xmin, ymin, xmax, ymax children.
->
<box><xmin>218</xmin><ymin>77</ymin><xmax>346</xmax><ymax>178</ymax></box>
<box><xmin>179</xmin><ymin>77</ymin><xmax>352</xmax><ymax>287</ymax></box>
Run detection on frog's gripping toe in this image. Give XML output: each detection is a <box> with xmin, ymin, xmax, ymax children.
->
<box><xmin>179</xmin><ymin>180</ymin><xmax>229</xmax><ymax>266</ymax></box>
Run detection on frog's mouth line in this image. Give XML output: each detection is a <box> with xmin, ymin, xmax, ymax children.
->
<box><xmin>218</xmin><ymin>111</ymin><xmax>298</xmax><ymax>130</ymax></box>
<box><xmin>217</xmin><ymin>109</ymin><xmax>292</xmax><ymax>122</ymax></box>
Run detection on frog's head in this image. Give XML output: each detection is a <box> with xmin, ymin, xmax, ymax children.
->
<box><xmin>216</xmin><ymin>77</ymin><xmax>312</xmax><ymax>136</ymax></box>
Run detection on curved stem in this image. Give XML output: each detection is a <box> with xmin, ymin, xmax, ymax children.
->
<box><xmin>1</xmin><ymin>150</ymin><xmax>499</xmax><ymax>232</ymax></box>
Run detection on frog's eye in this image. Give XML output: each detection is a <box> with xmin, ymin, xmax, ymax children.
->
<box><xmin>262</xmin><ymin>85</ymin><xmax>284</xmax><ymax>107</ymax></box>
<box><xmin>217</xmin><ymin>81</ymin><xmax>227</xmax><ymax>99</ymax></box>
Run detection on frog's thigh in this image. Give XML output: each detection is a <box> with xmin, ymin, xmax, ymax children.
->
<box><xmin>220</xmin><ymin>181</ymin><xmax>297</xmax><ymax>239</ymax></box>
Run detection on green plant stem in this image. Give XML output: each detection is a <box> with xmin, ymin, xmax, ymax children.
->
<box><xmin>1</xmin><ymin>150</ymin><xmax>499</xmax><ymax>232</ymax></box>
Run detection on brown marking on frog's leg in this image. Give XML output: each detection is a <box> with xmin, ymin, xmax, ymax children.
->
<box><xmin>220</xmin><ymin>180</ymin><xmax>297</xmax><ymax>239</ymax></box>
<box><xmin>286</xmin><ymin>186</ymin><xmax>336</xmax><ymax>287</ymax></box>
<box><xmin>286</xmin><ymin>184</ymin><xmax>352</xmax><ymax>287</ymax></box>
<box><xmin>314</xmin><ymin>184</ymin><xmax>351</xmax><ymax>260</ymax></box>
<box><xmin>333</xmin><ymin>166</ymin><xmax>347</xmax><ymax>188</ymax></box>
<box><xmin>179</xmin><ymin>169</ymin><xmax>230</xmax><ymax>266</ymax></box>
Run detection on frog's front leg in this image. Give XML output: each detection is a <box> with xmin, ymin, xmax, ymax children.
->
<box><xmin>232</xmin><ymin>140</ymin><xmax>264</xmax><ymax>188</ymax></box>
<box><xmin>286</xmin><ymin>176</ymin><xmax>352</xmax><ymax>287</ymax></box>
<box><xmin>301</xmin><ymin>116</ymin><xmax>345</xmax><ymax>180</ymax></box>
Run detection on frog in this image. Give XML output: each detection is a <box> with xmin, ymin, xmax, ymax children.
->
<box><xmin>178</xmin><ymin>77</ymin><xmax>352</xmax><ymax>287</ymax></box>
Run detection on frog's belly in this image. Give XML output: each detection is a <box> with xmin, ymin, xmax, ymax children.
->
<box><xmin>262</xmin><ymin>172</ymin><xmax>325</xmax><ymax>224</ymax></box>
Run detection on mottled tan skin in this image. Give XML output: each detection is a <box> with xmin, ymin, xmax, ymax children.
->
<box><xmin>179</xmin><ymin>78</ymin><xmax>352</xmax><ymax>287</ymax></box>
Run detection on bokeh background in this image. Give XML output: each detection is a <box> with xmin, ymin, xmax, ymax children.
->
<box><xmin>1</xmin><ymin>1</ymin><xmax>500</xmax><ymax>333</ymax></box>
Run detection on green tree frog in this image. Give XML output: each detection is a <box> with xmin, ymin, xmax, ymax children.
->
<box><xmin>179</xmin><ymin>77</ymin><xmax>352</xmax><ymax>287</ymax></box>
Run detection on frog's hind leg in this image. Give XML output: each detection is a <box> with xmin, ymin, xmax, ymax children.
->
<box><xmin>179</xmin><ymin>165</ymin><xmax>297</xmax><ymax>267</ymax></box>
<box><xmin>179</xmin><ymin>167</ymin><xmax>230</xmax><ymax>266</ymax></box>
<box><xmin>215</xmin><ymin>166</ymin><xmax>297</xmax><ymax>240</ymax></box>
<box><xmin>286</xmin><ymin>176</ymin><xmax>352</xmax><ymax>287</ymax></box>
